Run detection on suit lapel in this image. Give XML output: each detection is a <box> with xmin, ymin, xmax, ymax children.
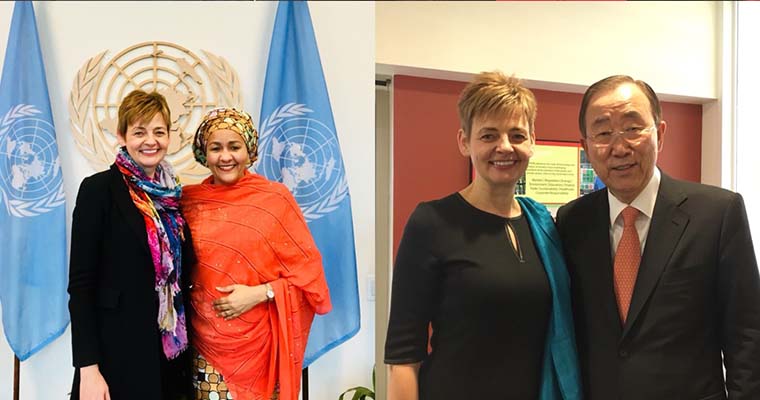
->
<box><xmin>109</xmin><ymin>164</ymin><xmax>151</xmax><ymax>256</ymax></box>
<box><xmin>621</xmin><ymin>174</ymin><xmax>689</xmax><ymax>338</ymax></box>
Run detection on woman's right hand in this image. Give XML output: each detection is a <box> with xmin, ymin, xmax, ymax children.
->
<box><xmin>79</xmin><ymin>364</ymin><xmax>110</xmax><ymax>400</ymax></box>
<box><xmin>213</xmin><ymin>283</ymin><xmax>268</xmax><ymax>320</ymax></box>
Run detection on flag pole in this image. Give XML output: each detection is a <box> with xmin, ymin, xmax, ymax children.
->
<box><xmin>302</xmin><ymin>367</ymin><xmax>309</xmax><ymax>400</ymax></box>
<box><xmin>13</xmin><ymin>356</ymin><xmax>20</xmax><ymax>400</ymax></box>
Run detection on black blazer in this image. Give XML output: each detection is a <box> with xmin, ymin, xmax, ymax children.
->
<box><xmin>557</xmin><ymin>173</ymin><xmax>760</xmax><ymax>400</ymax></box>
<box><xmin>68</xmin><ymin>164</ymin><xmax>194</xmax><ymax>400</ymax></box>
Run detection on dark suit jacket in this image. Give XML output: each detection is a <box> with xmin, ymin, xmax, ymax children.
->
<box><xmin>556</xmin><ymin>172</ymin><xmax>760</xmax><ymax>400</ymax></box>
<box><xmin>67</xmin><ymin>164</ymin><xmax>194</xmax><ymax>400</ymax></box>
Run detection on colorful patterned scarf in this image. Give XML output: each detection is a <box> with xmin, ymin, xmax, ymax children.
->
<box><xmin>115</xmin><ymin>147</ymin><xmax>188</xmax><ymax>359</ymax></box>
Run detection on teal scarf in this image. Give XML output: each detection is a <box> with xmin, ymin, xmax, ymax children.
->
<box><xmin>517</xmin><ymin>197</ymin><xmax>583</xmax><ymax>400</ymax></box>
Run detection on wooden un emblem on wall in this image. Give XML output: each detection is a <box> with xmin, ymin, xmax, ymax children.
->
<box><xmin>69</xmin><ymin>41</ymin><xmax>242</xmax><ymax>182</ymax></box>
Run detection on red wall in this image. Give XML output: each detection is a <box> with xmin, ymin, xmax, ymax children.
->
<box><xmin>393</xmin><ymin>75</ymin><xmax>702</xmax><ymax>256</ymax></box>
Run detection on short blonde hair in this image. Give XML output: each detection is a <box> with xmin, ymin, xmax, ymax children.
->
<box><xmin>117</xmin><ymin>90</ymin><xmax>171</xmax><ymax>137</ymax></box>
<box><xmin>457</xmin><ymin>71</ymin><xmax>537</xmax><ymax>136</ymax></box>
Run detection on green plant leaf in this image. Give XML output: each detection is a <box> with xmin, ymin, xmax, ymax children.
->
<box><xmin>340</xmin><ymin>386</ymin><xmax>374</xmax><ymax>400</ymax></box>
<box><xmin>352</xmin><ymin>387</ymin><xmax>374</xmax><ymax>400</ymax></box>
<box><xmin>338</xmin><ymin>365</ymin><xmax>377</xmax><ymax>400</ymax></box>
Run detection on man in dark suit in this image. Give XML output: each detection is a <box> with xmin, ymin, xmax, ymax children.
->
<box><xmin>556</xmin><ymin>75</ymin><xmax>760</xmax><ymax>400</ymax></box>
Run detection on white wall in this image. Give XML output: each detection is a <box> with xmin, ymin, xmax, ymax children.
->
<box><xmin>376</xmin><ymin>2</ymin><xmax>735</xmax><ymax>190</ymax></box>
<box><xmin>736</xmin><ymin>2</ymin><xmax>760</xmax><ymax>247</ymax></box>
<box><xmin>377</xmin><ymin>1</ymin><xmax>718</xmax><ymax>100</ymax></box>
<box><xmin>0</xmin><ymin>1</ymin><xmax>375</xmax><ymax>399</ymax></box>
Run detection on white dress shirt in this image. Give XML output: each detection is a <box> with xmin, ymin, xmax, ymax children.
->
<box><xmin>608</xmin><ymin>168</ymin><xmax>661</xmax><ymax>259</ymax></box>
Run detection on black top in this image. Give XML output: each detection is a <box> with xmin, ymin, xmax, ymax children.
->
<box><xmin>385</xmin><ymin>193</ymin><xmax>551</xmax><ymax>399</ymax></box>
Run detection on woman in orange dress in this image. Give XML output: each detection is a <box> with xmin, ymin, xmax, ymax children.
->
<box><xmin>182</xmin><ymin>108</ymin><xmax>331</xmax><ymax>400</ymax></box>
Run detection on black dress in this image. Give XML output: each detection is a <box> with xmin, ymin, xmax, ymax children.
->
<box><xmin>385</xmin><ymin>193</ymin><xmax>551</xmax><ymax>399</ymax></box>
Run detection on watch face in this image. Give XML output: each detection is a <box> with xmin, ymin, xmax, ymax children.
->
<box><xmin>267</xmin><ymin>288</ymin><xmax>275</xmax><ymax>299</ymax></box>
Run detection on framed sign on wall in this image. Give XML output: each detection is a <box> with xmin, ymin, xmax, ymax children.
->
<box><xmin>470</xmin><ymin>140</ymin><xmax>604</xmax><ymax>217</ymax></box>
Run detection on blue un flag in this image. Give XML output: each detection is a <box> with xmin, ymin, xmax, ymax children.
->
<box><xmin>255</xmin><ymin>1</ymin><xmax>360</xmax><ymax>367</ymax></box>
<box><xmin>0</xmin><ymin>1</ymin><xmax>69</xmax><ymax>361</ymax></box>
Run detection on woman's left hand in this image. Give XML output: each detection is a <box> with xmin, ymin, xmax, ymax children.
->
<box><xmin>213</xmin><ymin>284</ymin><xmax>268</xmax><ymax>320</ymax></box>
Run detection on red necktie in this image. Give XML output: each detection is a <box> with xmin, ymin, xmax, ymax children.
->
<box><xmin>614</xmin><ymin>206</ymin><xmax>641</xmax><ymax>323</ymax></box>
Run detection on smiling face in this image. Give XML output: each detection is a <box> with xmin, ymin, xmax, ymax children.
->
<box><xmin>581</xmin><ymin>82</ymin><xmax>666</xmax><ymax>203</ymax></box>
<box><xmin>205</xmin><ymin>129</ymin><xmax>249</xmax><ymax>186</ymax></box>
<box><xmin>117</xmin><ymin>112</ymin><xmax>169</xmax><ymax>178</ymax></box>
<box><xmin>458</xmin><ymin>111</ymin><xmax>534</xmax><ymax>192</ymax></box>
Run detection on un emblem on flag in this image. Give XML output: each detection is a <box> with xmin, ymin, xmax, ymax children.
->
<box><xmin>0</xmin><ymin>104</ymin><xmax>65</xmax><ymax>218</ymax></box>
<box><xmin>255</xmin><ymin>103</ymin><xmax>349</xmax><ymax>222</ymax></box>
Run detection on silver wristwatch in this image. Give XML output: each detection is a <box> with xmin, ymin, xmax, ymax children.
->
<box><xmin>265</xmin><ymin>283</ymin><xmax>275</xmax><ymax>301</ymax></box>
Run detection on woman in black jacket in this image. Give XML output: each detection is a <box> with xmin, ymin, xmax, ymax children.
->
<box><xmin>68</xmin><ymin>90</ymin><xmax>194</xmax><ymax>400</ymax></box>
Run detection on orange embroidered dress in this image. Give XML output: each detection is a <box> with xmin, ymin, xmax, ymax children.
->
<box><xmin>182</xmin><ymin>171</ymin><xmax>331</xmax><ymax>400</ymax></box>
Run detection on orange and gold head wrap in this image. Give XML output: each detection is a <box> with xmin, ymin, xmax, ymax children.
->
<box><xmin>193</xmin><ymin>107</ymin><xmax>258</xmax><ymax>167</ymax></box>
